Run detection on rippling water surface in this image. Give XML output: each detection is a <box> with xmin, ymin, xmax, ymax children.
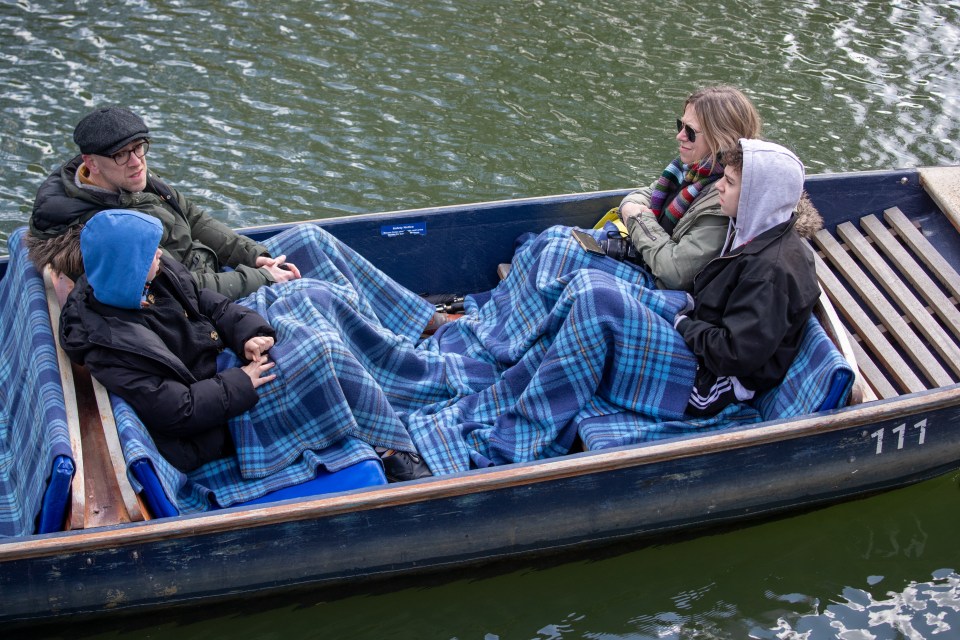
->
<box><xmin>3</xmin><ymin>0</ymin><xmax>960</xmax><ymax>250</ymax></box>
<box><xmin>3</xmin><ymin>1</ymin><xmax>960</xmax><ymax>637</ymax></box>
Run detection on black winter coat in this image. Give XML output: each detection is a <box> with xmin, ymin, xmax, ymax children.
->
<box><xmin>59</xmin><ymin>256</ymin><xmax>276</xmax><ymax>471</ymax></box>
<box><xmin>676</xmin><ymin>214</ymin><xmax>820</xmax><ymax>392</ymax></box>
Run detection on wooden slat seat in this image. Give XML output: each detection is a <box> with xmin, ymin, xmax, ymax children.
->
<box><xmin>42</xmin><ymin>268</ymin><xmax>85</xmax><ymax>530</ymax></box>
<box><xmin>813</xmin><ymin>206</ymin><xmax>960</xmax><ymax>401</ymax></box>
<box><xmin>865</xmin><ymin>211</ymin><xmax>960</xmax><ymax>339</ymax></box>
<box><xmin>837</xmin><ymin>220</ymin><xmax>960</xmax><ymax>378</ymax></box>
<box><xmin>42</xmin><ymin>268</ymin><xmax>146</xmax><ymax>528</ymax></box>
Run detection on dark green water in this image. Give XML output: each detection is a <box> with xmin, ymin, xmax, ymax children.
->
<box><xmin>34</xmin><ymin>472</ymin><xmax>960</xmax><ymax>639</ymax></box>
<box><xmin>3</xmin><ymin>1</ymin><xmax>960</xmax><ymax>637</ymax></box>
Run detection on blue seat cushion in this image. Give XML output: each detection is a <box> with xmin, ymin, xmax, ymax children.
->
<box><xmin>234</xmin><ymin>460</ymin><xmax>386</xmax><ymax>507</ymax></box>
<box><xmin>130</xmin><ymin>457</ymin><xmax>386</xmax><ymax>517</ymax></box>
<box><xmin>35</xmin><ymin>455</ymin><xmax>75</xmax><ymax>534</ymax></box>
<box><xmin>129</xmin><ymin>459</ymin><xmax>179</xmax><ymax>518</ymax></box>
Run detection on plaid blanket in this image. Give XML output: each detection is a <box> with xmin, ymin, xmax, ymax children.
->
<box><xmin>410</xmin><ymin>271</ymin><xmax>695</xmax><ymax>474</ymax></box>
<box><xmin>115</xmin><ymin>223</ymin><xmax>850</xmax><ymax>510</ymax></box>
<box><xmin>261</xmin><ymin>223</ymin><xmax>434</xmax><ymax>338</ymax></box>
<box><xmin>226</xmin><ymin>278</ymin><xmax>440</xmax><ymax>479</ymax></box>
<box><xmin>0</xmin><ymin>229</ymin><xmax>74</xmax><ymax>535</ymax></box>
<box><xmin>115</xmin><ymin>389</ymin><xmax>379</xmax><ymax>512</ymax></box>
<box><xmin>406</xmin><ymin>227</ymin><xmax>693</xmax><ymax>474</ymax></box>
<box><xmin>114</xmin><ymin>223</ymin><xmax>437</xmax><ymax>511</ymax></box>
<box><xmin>231</xmin><ymin>224</ymin><xmax>693</xmax><ymax>477</ymax></box>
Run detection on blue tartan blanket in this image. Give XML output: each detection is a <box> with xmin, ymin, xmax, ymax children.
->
<box><xmin>229</xmin><ymin>227</ymin><xmax>694</xmax><ymax>477</ymax></box>
<box><xmin>114</xmin><ymin>224</ymin><xmax>437</xmax><ymax>511</ymax></box>
<box><xmin>406</xmin><ymin>226</ymin><xmax>694</xmax><ymax>474</ymax></box>
<box><xmin>0</xmin><ymin>229</ymin><xmax>74</xmax><ymax>535</ymax></box>
<box><xmin>115</xmin><ymin>389</ymin><xmax>379</xmax><ymax>513</ymax></box>
<box><xmin>576</xmin><ymin>314</ymin><xmax>854</xmax><ymax>450</ymax></box>
<box><xmin>113</xmin><ymin>223</ymin><xmax>852</xmax><ymax>511</ymax></box>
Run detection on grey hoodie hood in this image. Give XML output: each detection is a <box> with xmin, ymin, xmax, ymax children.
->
<box><xmin>724</xmin><ymin>139</ymin><xmax>804</xmax><ymax>253</ymax></box>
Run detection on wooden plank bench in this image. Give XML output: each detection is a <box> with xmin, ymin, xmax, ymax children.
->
<box><xmin>813</xmin><ymin>205</ymin><xmax>960</xmax><ymax>402</ymax></box>
<box><xmin>43</xmin><ymin>268</ymin><xmax>146</xmax><ymax>528</ymax></box>
<box><xmin>42</xmin><ymin>268</ymin><xmax>85</xmax><ymax>530</ymax></box>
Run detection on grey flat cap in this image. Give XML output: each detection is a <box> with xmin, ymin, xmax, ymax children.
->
<box><xmin>73</xmin><ymin>106</ymin><xmax>150</xmax><ymax>156</ymax></box>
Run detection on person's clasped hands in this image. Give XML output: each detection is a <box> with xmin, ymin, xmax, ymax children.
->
<box><xmin>241</xmin><ymin>335</ymin><xmax>276</xmax><ymax>388</ymax></box>
<box><xmin>256</xmin><ymin>254</ymin><xmax>301</xmax><ymax>283</ymax></box>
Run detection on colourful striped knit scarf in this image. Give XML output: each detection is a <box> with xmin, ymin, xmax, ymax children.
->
<box><xmin>649</xmin><ymin>157</ymin><xmax>724</xmax><ymax>229</ymax></box>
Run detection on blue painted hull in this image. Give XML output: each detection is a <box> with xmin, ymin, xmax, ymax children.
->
<box><xmin>1</xmin><ymin>167</ymin><xmax>958</xmax><ymax>624</ymax></box>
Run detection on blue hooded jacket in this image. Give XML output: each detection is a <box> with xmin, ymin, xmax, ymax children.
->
<box><xmin>80</xmin><ymin>209</ymin><xmax>162</xmax><ymax>309</ymax></box>
<box><xmin>63</xmin><ymin>209</ymin><xmax>275</xmax><ymax>471</ymax></box>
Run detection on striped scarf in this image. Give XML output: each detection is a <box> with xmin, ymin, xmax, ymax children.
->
<box><xmin>649</xmin><ymin>157</ymin><xmax>724</xmax><ymax>231</ymax></box>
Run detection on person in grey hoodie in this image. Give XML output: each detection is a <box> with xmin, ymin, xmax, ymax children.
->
<box><xmin>673</xmin><ymin>139</ymin><xmax>823</xmax><ymax>417</ymax></box>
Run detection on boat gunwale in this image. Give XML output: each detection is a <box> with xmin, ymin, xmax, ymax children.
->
<box><xmin>0</xmin><ymin>165</ymin><xmax>922</xmax><ymax>261</ymax></box>
<box><xmin>2</xmin><ymin>381</ymin><xmax>957</xmax><ymax>562</ymax></box>
<box><xmin>226</xmin><ymin>167</ymin><xmax>924</xmax><ymax>238</ymax></box>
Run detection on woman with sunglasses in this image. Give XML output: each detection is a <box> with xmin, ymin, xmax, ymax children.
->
<box><xmin>615</xmin><ymin>85</ymin><xmax>762</xmax><ymax>291</ymax></box>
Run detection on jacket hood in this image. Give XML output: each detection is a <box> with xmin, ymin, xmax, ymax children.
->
<box><xmin>81</xmin><ymin>209</ymin><xmax>162</xmax><ymax>309</ymax></box>
<box><xmin>726</xmin><ymin>139</ymin><xmax>805</xmax><ymax>252</ymax></box>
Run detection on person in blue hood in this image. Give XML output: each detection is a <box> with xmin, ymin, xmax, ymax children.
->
<box><xmin>59</xmin><ymin>209</ymin><xmax>278</xmax><ymax>471</ymax></box>
<box><xmin>673</xmin><ymin>139</ymin><xmax>823</xmax><ymax>416</ymax></box>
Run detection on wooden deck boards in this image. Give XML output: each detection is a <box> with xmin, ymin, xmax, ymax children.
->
<box><xmin>813</xmin><ymin>205</ymin><xmax>960</xmax><ymax>401</ymax></box>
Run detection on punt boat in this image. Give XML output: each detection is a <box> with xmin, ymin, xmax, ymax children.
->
<box><xmin>0</xmin><ymin>166</ymin><xmax>959</xmax><ymax>625</ymax></box>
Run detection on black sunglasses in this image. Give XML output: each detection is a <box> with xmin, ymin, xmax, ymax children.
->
<box><xmin>676</xmin><ymin>118</ymin><xmax>698</xmax><ymax>143</ymax></box>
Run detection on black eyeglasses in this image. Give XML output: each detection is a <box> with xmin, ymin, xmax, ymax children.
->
<box><xmin>676</xmin><ymin>119</ymin><xmax>699</xmax><ymax>143</ymax></box>
<box><xmin>110</xmin><ymin>140</ymin><xmax>150</xmax><ymax>165</ymax></box>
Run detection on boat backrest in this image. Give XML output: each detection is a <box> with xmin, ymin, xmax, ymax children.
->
<box><xmin>0</xmin><ymin>229</ymin><xmax>76</xmax><ymax>536</ymax></box>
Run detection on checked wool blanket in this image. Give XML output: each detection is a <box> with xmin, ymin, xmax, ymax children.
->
<box><xmin>407</xmin><ymin>226</ymin><xmax>697</xmax><ymax>474</ymax></box>
<box><xmin>231</xmin><ymin>224</ymin><xmax>699</xmax><ymax>477</ymax></box>
<box><xmin>113</xmin><ymin>223</ymin><xmax>850</xmax><ymax>511</ymax></box>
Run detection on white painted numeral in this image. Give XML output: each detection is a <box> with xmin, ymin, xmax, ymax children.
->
<box><xmin>893</xmin><ymin>423</ymin><xmax>906</xmax><ymax>449</ymax></box>
<box><xmin>914</xmin><ymin>418</ymin><xmax>927</xmax><ymax>444</ymax></box>
<box><xmin>871</xmin><ymin>419</ymin><xmax>928</xmax><ymax>454</ymax></box>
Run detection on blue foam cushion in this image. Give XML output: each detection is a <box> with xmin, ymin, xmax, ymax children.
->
<box><xmin>130</xmin><ymin>457</ymin><xmax>387</xmax><ymax>517</ymax></box>
<box><xmin>130</xmin><ymin>459</ymin><xmax>179</xmax><ymax>518</ymax></box>
<box><xmin>235</xmin><ymin>460</ymin><xmax>386</xmax><ymax>507</ymax></box>
<box><xmin>35</xmin><ymin>455</ymin><xmax>75</xmax><ymax>534</ymax></box>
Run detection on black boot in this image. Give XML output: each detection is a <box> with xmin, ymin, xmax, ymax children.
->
<box><xmin>375</xmin><ymin>447</ymin><xmax>432</xmax><ymax>483</ymax></box>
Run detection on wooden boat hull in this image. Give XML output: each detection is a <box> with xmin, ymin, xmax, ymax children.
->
<box><xmin>1</xmin><ymin>167</ymin><xmax>958</xmax><ymax>623</ymax></box>
<box><xmin>2</xmin><ymin>386</ymin><xmax>958</xmax><ymax>622</ymax></box>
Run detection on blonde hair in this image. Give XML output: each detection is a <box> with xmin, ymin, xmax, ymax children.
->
<box><xmin>685</xmin><ymin>86</ymin><xmax>762</xmax><ymax>166</ymax></box>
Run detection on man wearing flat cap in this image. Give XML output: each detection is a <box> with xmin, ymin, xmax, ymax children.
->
<box><xmin>27</xmin><ymin>106</ymin><xmax>299</xmax><ymax>301</ymax></box>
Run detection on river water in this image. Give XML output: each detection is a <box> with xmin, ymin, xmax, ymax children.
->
<box><xmin>2</xmin><ymin>0</ymin><xmax>959</xmax><ymax>638</ymax></box>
